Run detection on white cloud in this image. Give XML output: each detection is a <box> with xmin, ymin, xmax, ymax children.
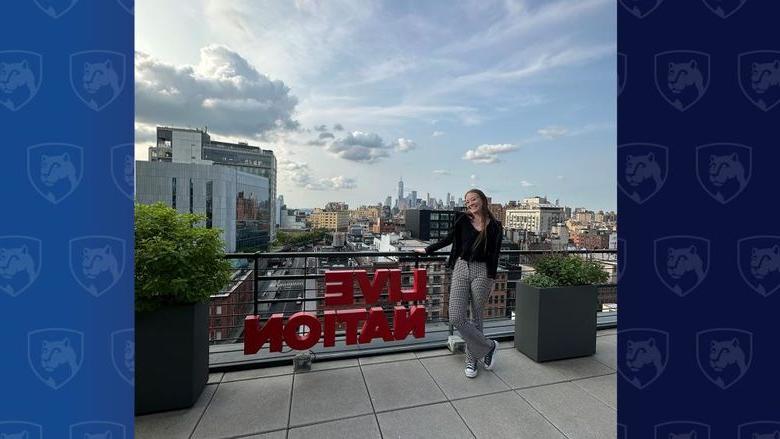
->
<box><xmin>433</xmin><ymin>169</ymin><xmax>451</xmax><ymax>175</ymax></box>
<box><xmin>520</xmin><ymin>180</ymin><xmax>535</xmax><ymax>187</ymax></box>
<box><xmin>432</xmin><ymin>131</ymin><xmax>445</xmax><ymax>137</ymax></box>
<box><xmin>135</xmin><ymin>45</ymin><xmax>298</xmax><ymax>139</ymax></box>
<box><xmin>326</xmin><ymin>131</ymin><xmax>392</xmax><ymax>163</ymax></box>
<box><xmin>394</xmin><ymin>138</ymin><xmax>417</xmax><ymax>152</ymax></box>
<box><xmin>280</xmin><ymin>159</ymin><xmax>357</xmax><ymax>190</ymax></box>
<box><xmin>537</xmin><ymin>126</ymin><xmax>569</xmax><ymax>139</ymax></box>
<box><xmin>462</xmin><ymin>143</ymin><xmax>519</xmax><ymax>164</ymax></box>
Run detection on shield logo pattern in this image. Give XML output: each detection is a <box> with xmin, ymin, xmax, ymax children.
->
<box><xmin>0</xmin><ymin>51</ymin><xmax>43</xmax><ymax>111</ymax></box>
<box><xmin>0</xmin><ymin>421</ymin><xmax>43</xmax><ymax>439</ymax></box>
<box><xmin>696</xmin><ymin>143</ymin><xmax>752</xmax><ymax>204</ymax></box>
<box><xmin>26</xmin><ymin>143</ymin><xmax>84</xmax><ymax>205</ymax></box>
<box><xmin>27</xmin><ymin>328</ymin><xmax>84</xmax><ymax>390</ymax></box>
<box><xmin>69</xmin><ymin>236</ymin><xmax>126</xmax><ymax>297</ymax></box>
<box><xmin>32</xmin><ymin>0</ymin><xmax>79</xmax><ymax>18</ymax></box>
<box><xmin>69</xmin><ymin>421</ymin><xmax>126</xmax><ymax>439</ymax></box>
<box><xmin>654</xmin><ymin>421</ymin><xmax>711</xmax><ymax>439</ymax></box>
<box><xmin>738</xmin><ymin>421</ymin><xmax>780</xmax><ymax>439</ymax></box>
<box><xmin>619</xmin><ymin>0</ymin><xmax>665</xmax><ymax>18</ymax></box>
<box><xmin>0</xmin><ymin>236</ymin><xmax>42</xmax><ymax>298</ymax></box>
<box><xmin>654</xmin><ymin>236</ymin><xmax>710</xmax><ymax>297</ymax></box>
<box><xmin>737</xmin><ymin>236</ymin><xmax>780</xmax><ymax>297</ymax></box>
<box><xmin>618</xmin><ymin>328</ymin><xmax>670</xmax><ymax>389</ymax></box>
<box><xmin>111</xmin><ymin>329</ymin><xmax>134</xmax><ymax>385</ymax></box>
<box><xmin>696</xmin><ymin>328</ymin><xmax>753</xmax><ymax>390</ymax></box>
<box><xmin>701</xmin><ymin>0</ymin><xmax>747</xmax><ymax>18</ymax></box>
<box><xmin>70</xmin><ymin>51</ymin><xmax>126</xmax><ymax>111</ymax></box>
<box><xmin>738</xmin><ymin>51</ymin><xmax>780</xmax><ymax>112</ymax></box>
<box><xmin>618</xmin><ymin>143</ymin><xmax>669</xmax><ymax>204</ymax></box>
<box><xmin>111</xmin><ymin>144</ymin><xmax>134</xmax><ymax>199</ymax></box>
<box><xmin>655</xmin><ymin>51</ymin><xmax>711</xmax><ymax>111</ymax></box>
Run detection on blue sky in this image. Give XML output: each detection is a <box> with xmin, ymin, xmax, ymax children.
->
<box><xmin>136</xmin><ymin>0</ymin><xmax>616</xmax><ymax>211</ymax></box>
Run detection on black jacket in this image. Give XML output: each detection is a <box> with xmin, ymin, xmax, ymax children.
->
<box><xmin>424</xmin><ymin>213</ymin><xmax>503</xmax><ymax>278</ymax></box>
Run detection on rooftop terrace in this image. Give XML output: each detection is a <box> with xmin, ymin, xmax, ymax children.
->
<box><xmin>136</xmin><ymin>329</ymin><xmax>617</xmax><ymax>439</ymax></box>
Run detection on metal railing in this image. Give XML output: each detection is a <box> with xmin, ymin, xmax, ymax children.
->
<box><xmin>206</xmin><ymin>248</ymin><xmax>617</xmax><ymax>368</ymax></box>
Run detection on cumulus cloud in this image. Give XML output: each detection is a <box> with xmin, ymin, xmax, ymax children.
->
<box><xmin>333</xmin><ymin>123</ymin><xmax>344</xmax><ymax>131</ymax></box>
<box><xmin>280</xmin><ymin>159</ymin><xmax>357</xmax><ymax>190</ymax></box>
<box><xmin>394</xmin><ymin>138</ymin><xmax>417</xmax><ymax>152</ymax></box>
<box><xmin>537</xmin><ymin>126</ymin><xmax>569</xmax><ymax>139</ymax></box>
<box><xmin>432</xmin><ymin>169</ymin><xmax>451</xmax><ymax>175</ymax></box>
<box><xmin>520</xmin><ymin>180</ymin><xmax>535</xmax><ymax>187</ymax></box>
<box><xmin>326</xmin><ymin>131</ymin><xmax>416</xmax><ymax>163</ymax></box>
<box><xmin>462</xmin><ymin>143</ymin><xmax>519</xmax><ymax>164</ymax></box>
<box><xmin>314</xmin><ymin>124</ymin><xmax>328</xmax><ymax>132</ymax></box>
<box><xmin>318</xmin><ymin>132</ymin><xmax>335</xmax><ymax>139</ymax></box>
<box><xmin>135</xmin><ymin>45</ymin><xmax>298</xmax><ymax>139</ymax></box>
<box><xmin>327</xmin><ymin>131</ymin><xmax>389</xmax><ymax>163</ymax></box>
<box><xmin>432</xmin><ymin>131</ymin><xmax>445</xmax><ymax>137</ymax></box>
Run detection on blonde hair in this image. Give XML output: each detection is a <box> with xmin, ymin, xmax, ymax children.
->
<box><xmin>464</xmin><ymin>188</ymin><xmax>496</xmax><ymax>253</ymax></box>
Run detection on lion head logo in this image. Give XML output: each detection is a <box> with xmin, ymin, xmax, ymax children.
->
<box><xmin>625</xmin><ymin>153</ymin><xmax>662</xmax><ymax>187</ymax></box>
<box><xmin>697</xmin><ymin>144</ymin><xmax>752</xmax><ymax>204</ymax></box>
<box><xmin>697</xmin><ymin>329</ymin><xmax>752</xmax><ymax>389</ymax></box>
<box><xmin>70</xmin><ymin>237</ymin><xmax>126</xmax><ymax>297</ymax></box>
<box><xmin>0</xmin><ymin>244</ymin><xmax>37</xmax><ymax>296</ymax></box>
<box><xmin>83</xmin><ymin>60</ymin><xmax>120</xmax><ymax>95</ymax></box>
<box><xmin>0</xmin><ymin>57</ymin><xmax>40</xmax><ymax>111</ymax></box>
<box><xmin>28</xmin><ymin>329</ymin><xmax>84</xmax><ymax>390</ymax></box>
<box><xmin>749</xmin><ymin>245</ymin><xmax>780</xmax><ymax>279</ymax></box>
<box><xmin>709</xmin><ymin>153</ymin><xmax>747</xmax><ymax>188</ymax></box>
<box><xmin>667</xmin><ymin>246</ymin><xmax>705</xmax><ymax>280</ymax></box>
<box><xmin>82</xmin><ymin>246</ymin><xmax>120</xmax><ymax>281</ymax></box>
<box><xmin>71</xmin><ymin>51</ymin><xmax>126</xmax><ymax>111</ymax></box>
<box><xmin>668</xmin><ymin>60</ymin><xmax>705</xmax><ymax>95</ymax></box>
<box><xmin>751</xmin><ymin>61</ymin><xmax>780</xmax><ymax>94</ymax></box>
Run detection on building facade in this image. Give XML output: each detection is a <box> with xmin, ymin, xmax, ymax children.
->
<box><xmin>136</xmin><ymin>161</ymin><xmax>270</xmax><ymax>252</ymax></box>
<box><xmin>310</xmin><ymin>210</ymin><xmax>350</xmax><ymax>231</ymax></box>
<box><xmin>149</xmin><ymin>126</ymin><xmax>278</xmax><ymax>243</ymax></box>
<box><xmin>404</xmin><ymin>209</ymin><xmax>461</xmax><ymax>241</ymax></box>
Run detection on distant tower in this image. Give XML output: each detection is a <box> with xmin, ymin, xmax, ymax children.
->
<box><xmin>397</xmin><ymin>177</ymin><xmax>404</xmax><ymax>207</ymax></box>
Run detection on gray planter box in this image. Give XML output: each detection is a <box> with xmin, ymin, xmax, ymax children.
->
<box><xmin>514</xmin><ymin>283</ymin><xmax>597</xmax><ymax>362</ymax></box>
<box><xmin>136</xmin><ymin>302</ymin><xmax>209</xmax><ymax>414</ymax></box>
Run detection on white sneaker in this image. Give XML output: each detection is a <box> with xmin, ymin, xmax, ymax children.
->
<box><xmin>464</xmin><ymin>359</ymin><xmax>478</xmax><ymax>378</ymax></box>
<box><xmin>482</xmin><ymin>340</ymin><xmax>499</xmax><ymax>370</ymax></box>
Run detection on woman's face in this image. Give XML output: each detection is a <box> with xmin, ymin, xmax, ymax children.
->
<box><xmin>465</xmin><ymin>192</ymin><xmax>482</xmax><ymax>215</ymax></box>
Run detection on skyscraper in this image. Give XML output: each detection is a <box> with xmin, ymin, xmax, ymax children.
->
<box><xmin>397</xmin><ymin>177</ymin><xmax>404</xmax><ymax>207</ymax></box>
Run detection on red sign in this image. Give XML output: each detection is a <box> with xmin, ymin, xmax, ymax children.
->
<box><xmin>244</xmin><ymin>269</ymin><xmax>427</xmax><ymax>354</ymax></box>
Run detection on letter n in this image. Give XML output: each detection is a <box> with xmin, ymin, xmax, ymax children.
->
<box><xmin>393</xmin><ymin>306</ymin><xmax>426</xmax><ymax>340</ymax></box>
<box><xmin>244</xmin><ymin>314</ymin><xmax>284</xmax><ymax>354</ymax></box>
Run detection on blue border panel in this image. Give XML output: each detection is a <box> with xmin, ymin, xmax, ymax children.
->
<box><xmin>0</xmin><ymin>1</ymin><xmax>134</xmax><ymax>437</ymax></box>
<box><xmin>619</xmin><ymin>1</ymin><xmax>780</xmax><ymax>438</ymax></box>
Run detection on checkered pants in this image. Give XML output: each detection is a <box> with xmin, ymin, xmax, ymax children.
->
<box><xmin>449</xmin><ymin>257</ymin><xmax>495</xmax><ymax>362</ymax></box>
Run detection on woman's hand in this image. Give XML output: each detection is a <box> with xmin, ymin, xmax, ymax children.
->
<box><xmin>413</xmin><ymin>248</ymin><xmax>427</xmax><ymax>254</ymax></box>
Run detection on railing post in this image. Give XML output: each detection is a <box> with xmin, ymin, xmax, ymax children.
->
<box><xmin>253</xmin><ymin>253</ymin><xmax>259</xmax><ymax>316</ymax></box>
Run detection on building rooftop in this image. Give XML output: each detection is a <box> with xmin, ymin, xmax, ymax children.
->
<box><xmin>136</xmin><ymin>329</ymin><xmax>617</xmax><ymax>439</ymax></box>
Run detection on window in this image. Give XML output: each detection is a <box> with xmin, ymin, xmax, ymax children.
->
<box><xmin>216</xmin><ymin>305</ymin><xmax>222</xmax><ymax>315</ymax></box>
<box><xmin>171</xmin><ymin>177</ymin><xmax>177</xmax><ymax>209</ymax></box>
<box><xmin>215</xmin><ymin>331</ymin><xmax>222</xmax><ymax>340</ymax></box>
<box><xmin>189</xmin><ymin>178</ymin><xmax>194</xmax><ymax>213</ymax></box>
<box><xmin>206</xmin><ymin>181</ymin><xmax>213</xmax><ymax>228</ymax></box>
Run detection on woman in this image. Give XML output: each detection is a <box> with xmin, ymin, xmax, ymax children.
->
<box><xmin>415</xmin><ymin>188</ymin><xmax>503</xmax><ymax>378</ymax></box>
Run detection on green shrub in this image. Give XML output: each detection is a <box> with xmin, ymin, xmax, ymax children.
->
<box><xmin>135</xmin><ymin>203</ymin><xmax>233</xmax><ymax>312</ymax></box>
<box><xmin>522</xmin><ymin>253</ymin><xmax>609</xmax><ymax>288</ymax></box>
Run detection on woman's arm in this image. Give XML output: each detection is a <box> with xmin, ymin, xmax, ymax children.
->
<box><xmin>486</xmin><ymin>221</ymin><xmax>503</xmax><ymax>279</ymax></box>
<box><xmin>424</xmin><ymin>214</ymin><xmax>462</xmax><ymax>254</ymax></box>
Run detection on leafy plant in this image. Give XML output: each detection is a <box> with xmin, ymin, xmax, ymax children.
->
<box><xmin>522</xmin><ymin>253</ymin><xmax>608</xmax><ymax>288</ymax></box>
<box><xmin>135</xmin><ymin>203</ymin><xmax>233</xmax><ymax>312</ymax></box>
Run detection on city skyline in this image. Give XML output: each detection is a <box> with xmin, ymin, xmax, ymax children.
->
<box><xmin>136</xmin><ymin>0</ymin><xmax>616</xmax><ymax>211</ymax></box>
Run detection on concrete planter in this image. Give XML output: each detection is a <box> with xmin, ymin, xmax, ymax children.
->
<box><xmin>136</xmin><ymin>302</ymin><xmax>209</xmax><ymax>414</ymax></box>
<box><xmin>514</xmin><ymin>283</ymin><xmax>597</xmax><ymax>362</ymax></box>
